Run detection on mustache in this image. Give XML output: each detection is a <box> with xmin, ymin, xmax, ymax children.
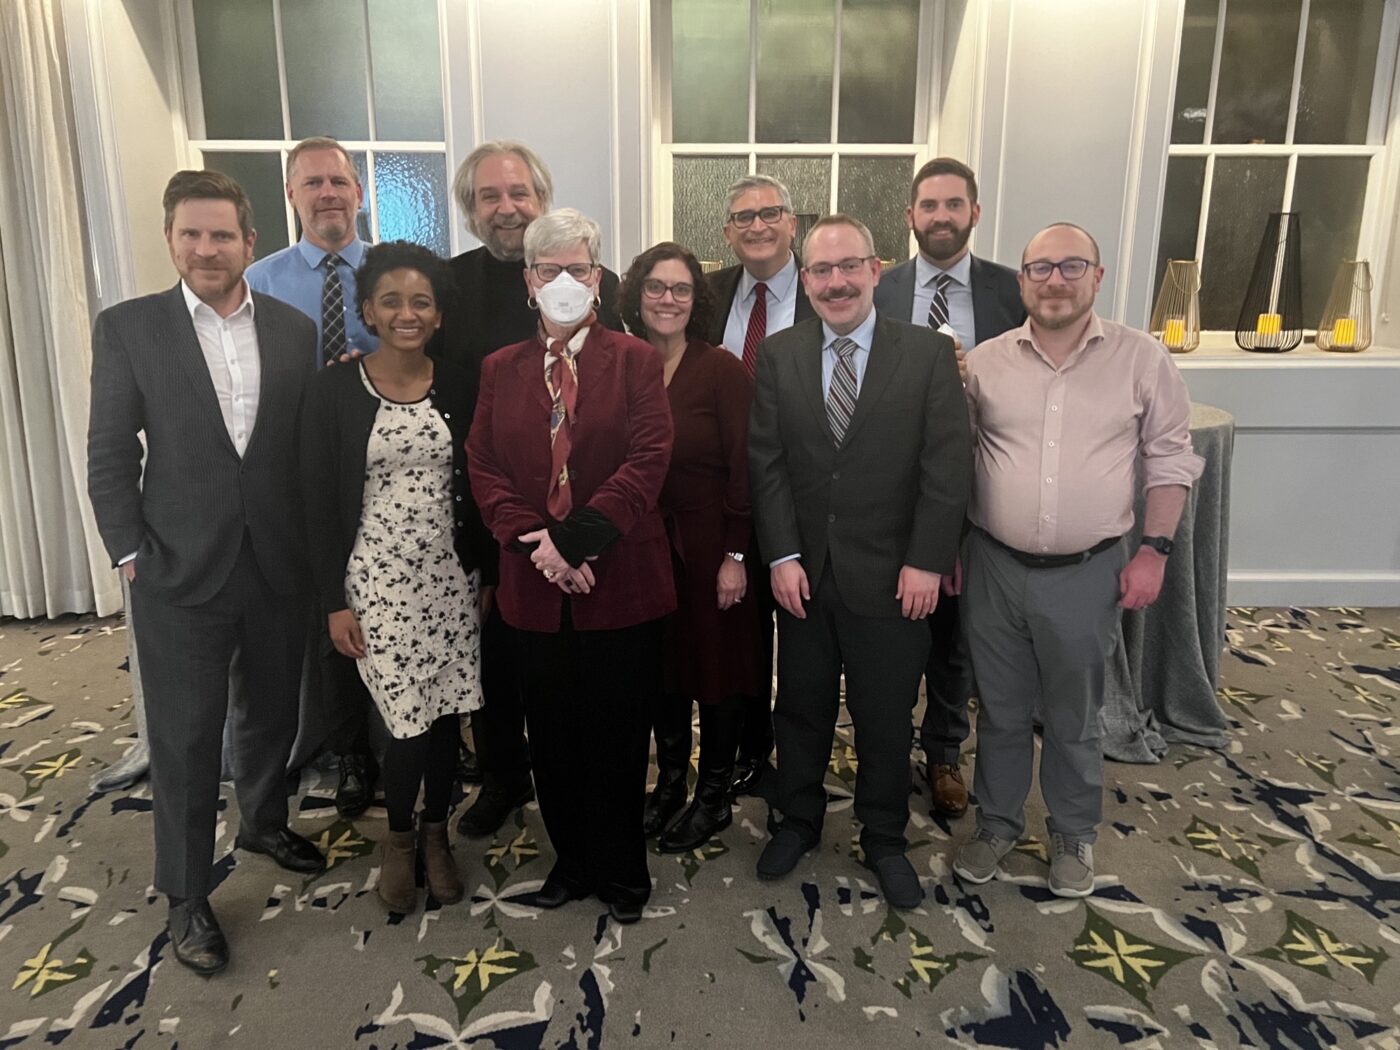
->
<box><xmin>818</xmin><ymin>287</ymin><xmax>860</xmax><ymax>302</ymax></box>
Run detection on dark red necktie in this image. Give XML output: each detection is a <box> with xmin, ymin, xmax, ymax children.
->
<box><xmin>740</xmin><ymin>281</ymin><xmax>768</xmax><ymax>377</ymax></box>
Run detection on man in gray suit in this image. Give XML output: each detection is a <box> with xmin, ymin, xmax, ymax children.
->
<box><xmin>873</xmin><ymin>158</ymin><xmax>1024</xmax><ymax>819</ymax></box>
<box><xmin>749</xmin><ymin>215</ymin><xmax>971</xmax><ymax>909</ymax></box>
<box><xmin>87</xmin><ymin>170</ymin><xmax>325</xmax><ymax>975</ymax></box>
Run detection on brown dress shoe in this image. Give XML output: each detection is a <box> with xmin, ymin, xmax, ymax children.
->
<box><xmin>419</xmin><ymin>820</ymin><xmax>464</xmax><ymax>904</ymax></box>
<box><xmin>378</xmin><ymin>829</ymin><xmax>418</xmax><ymax>912</ymax></box>
<box><xmin>930</xmin><ymin>763</ymin><xmax>969</xmax><ymax>816</ymax></box>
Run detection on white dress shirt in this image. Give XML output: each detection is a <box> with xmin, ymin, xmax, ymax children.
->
<box><xmin>722</xmin><ymin>252</ymin><xmax>801</xmax><ymax>355</ymax></box>
<box><xmin>912</xmin><ymin>251</ymin><xmax>976</xmax><ymax>350</ymax></box>
<box><xmin>181</xmin><ymin>280</ymin><xmax>261</xmax><ymax>456</ymax></box>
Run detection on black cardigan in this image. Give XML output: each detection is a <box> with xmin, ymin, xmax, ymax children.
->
<box><xmin>299</xmin><ymin>358</ymin><xmax>498</xmax><ymax>614</ymax></box>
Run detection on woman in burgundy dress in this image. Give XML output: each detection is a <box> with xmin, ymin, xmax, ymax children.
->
<box><xmin>618</xmin><ymin>242</ymin><xmax>767</xmax><ymax>852</ymax></box>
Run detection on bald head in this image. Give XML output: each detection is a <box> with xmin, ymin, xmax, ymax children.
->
<box><xmin>1023</xmin><ymin>222</ymin><xmax>1100</xmax><ymax>267</ymax></box>
<box><xmin>1017</xmin><ymin>223</ymin><xmax>1104</xmax><ymax>334</ymax></box>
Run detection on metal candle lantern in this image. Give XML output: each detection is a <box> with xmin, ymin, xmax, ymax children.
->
<box><xmin>1234</xmin><ymin>212</ymin><xmax>1303</xmax><ymax>352</ymax></box>
<box><xmin>1149</xmin><ymin>260</ymin><xmax>1201</xmax><ymax>353</ymax></box>
<box><xmin>1314</xmin><ymin>260</ymin><xmax>1373</xmax><ymax>353</ymax></box>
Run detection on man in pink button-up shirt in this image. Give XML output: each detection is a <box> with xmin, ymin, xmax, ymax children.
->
<box><xmin>950</xmin><ymin>223</ymin><xmax>1203</xmax><ymax>898</ymax></box>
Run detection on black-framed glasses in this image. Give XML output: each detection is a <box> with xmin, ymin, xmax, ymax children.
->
<box><xmin>727</xmin><ymin>205</ymin><xmax>789</xmax><ymax>228</ymax></box>
<box><xmin>803</xmin><ymin>256</ymin><xmax>876</xmax><ymax>281</ymax></box>
<box><xmin>1022</xmin><ymin>257</ymin><xmax>1093</xmax><ymax>282</ymax></box>
<box><xmin>640</xmin><ymin>278</ymin><xmax>695</xmax><ymax>303</ymax></box>
<box><xmin>529</xmin><ymin>262</ymin><xmax>598</xmax><ymax>282</ymax></box>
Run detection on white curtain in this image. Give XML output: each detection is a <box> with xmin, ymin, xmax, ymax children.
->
<box><xmin>0</xmin><ymin>0</ymin><xmax>121</xmax><ymax>617</ymax></box>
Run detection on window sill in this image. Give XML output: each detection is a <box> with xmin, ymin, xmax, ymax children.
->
<box><xmin>1170</xmin><ymin>332</ymin><xmax>1400</xmax><ymax>365</ymax></box>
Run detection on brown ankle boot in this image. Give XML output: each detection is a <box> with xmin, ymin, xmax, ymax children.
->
<box><xmin>419</xmin><ymin>820</ymin><xmax>464</xmax><ymax>904</ymax></box>
<box><xmin>378</xmin><ymin>829</ymin><xmax>418</xmax><ymax>912</ymax></box>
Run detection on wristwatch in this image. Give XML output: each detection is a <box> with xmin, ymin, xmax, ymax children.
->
<box><xmin>725</xmin><ymin>551</ymin><xmax>745</xmax><ymax>563</ymax></box>
<box><xmin>1140</xmin><ymin>536</ymin><xmax>1174</xmax><ymax>557</ymax></box>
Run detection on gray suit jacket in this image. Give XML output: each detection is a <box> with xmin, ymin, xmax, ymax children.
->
<box><xmin>87</xmin><ymin>284</ymin><xmax>317</xmax><ymax>607</ymax></box>
<box><xmin>873</xmin><ymin>254</ymin><xmax>1025</xmax><ymax>345</ymax></box>
<box><xmin>748</xmin><ymin>315</ymin><xmax>971</xmax><ymax>619</ymax></box>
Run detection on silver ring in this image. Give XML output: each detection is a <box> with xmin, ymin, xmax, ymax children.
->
<box><xmin>544</xmin><ymin>569</ymin><xmax>556</xmax><ymax>581</ymax></box>
<box><xmin>735</xmin><ymin>597</ymin><xmax>743</xmax><ymax>603</ymax></box>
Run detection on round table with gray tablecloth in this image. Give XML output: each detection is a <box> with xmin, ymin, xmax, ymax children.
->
<box><xmin>1101</xmin><ymin>403</ymin><xmax>1234</xmax><ymax>762</ymax></box>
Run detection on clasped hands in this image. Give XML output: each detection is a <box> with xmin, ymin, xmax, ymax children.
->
<box><xmin>770</xmin><ymin>560</ymin><xmax>945</xmax><ymax>620</ymax></box>
<box><xmin>520</xmin><ymin>528</ymin><xmax>596</xmax><ymax>594</ymax></box>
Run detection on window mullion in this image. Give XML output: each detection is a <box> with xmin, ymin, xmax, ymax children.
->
<box><xmin>747</xmin><ymin>0</ymin><xmax>758</xmax><ymax>147</ymax></box>
<box><xmin>1283</xmin><ymin>0</ymin><xmax>1310</xmax><ymax>145</ymax></box>
<box><xmin>1193</xmin><ymin>154</ymin><xmax>1214</xmax><ymax>265</ymax></box>
<box><xmin>1202</xmin><ymin>0</ymin><xmax>1227</xmax><ymax>144</ymax></box>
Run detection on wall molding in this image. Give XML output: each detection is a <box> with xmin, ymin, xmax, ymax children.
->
<box><xmin>1226</xmin><ymin>573</ymin><xmax>1400</xmax><ymax>607</ymax></box>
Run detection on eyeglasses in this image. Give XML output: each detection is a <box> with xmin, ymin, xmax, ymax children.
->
<box><xmin>803</xmin><ymin>256</ymin><xmax>876</xmax><ymax>281</ymax></box>
<box><xmin>1021</xmin><ymin>257</ymin><xmax>1093</xmax><ymax>282</ymax></box>
<box><xmin>641</xmin><ymin>278</ymin><xmax>695</xmax><ymax>303</ymax></box>
<box><xmin>529</xmin><ymin>262</ymin><xmax>597</xmax><ymax>282</ymax></box>
<box><xmin>727</xmin><ymin>205</ymin><xmax>789</xmax><ymax>228</ymax></box>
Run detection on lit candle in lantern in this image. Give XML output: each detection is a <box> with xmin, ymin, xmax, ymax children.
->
<box><xmin>1256</xmin><ymin>313</ymin><xmax>1282</xmax><ymax>337</ymax></box>
<box><xmin>1162</xmin><ymin>317</ymin><xmax>1186</xmax><ymax>349</ymax></box>
<box><xmin>1331</xmin><ymin>316</ymin><xmax>1356</xmax><ymax>349</ymax></box>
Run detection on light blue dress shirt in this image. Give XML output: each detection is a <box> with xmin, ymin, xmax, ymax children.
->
<box><xmin>246</xmin><ymin>237</ymin><xmax>378</xmax><ymax>366</ymax></box>
<box><xmin>722</xmin><ymin>252</ymin><xmax>801</xmax><ymax>356</ymax></box>
<box><xmin>912</xmin><ymin>251</ymin><xmax>976</xmax><ymax>350</ymax></box>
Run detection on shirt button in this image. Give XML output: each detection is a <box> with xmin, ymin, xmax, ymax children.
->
<box><xmin>1044</xmin><ymin>514</ymin><xmax>1051</xmax><ymax>521</ymax></box>
<box><xmin>443</xmin><ymin>412</ymin><xmax>451</xmax><ymax>420</ymax></box>
<box><xmin>454</xmin><ymin>468</ymin><xmax>462</xmax><ymax>476</ymax></box>
<box><xmin>831</xmin><ymin>471</ymin><xmax>840</xmax><ymax>480</ymax></box>
<box><xmin>828</xmin><ymin>513</ymin><xmax>836</xmax><ymax>523</ymax></box>
<box><xmin>455</xmin><ymin>495</ymin><xmax>462</xmax><ymax>502</ymax></box>
<box><xmin>1047</xmin><ymin>440</ymin><xmax>1055</xmax><ymax>447</ymax></box>
<box><xmin>1045</xmin><ymin>477</ymin><xmax>1053</xmax><ymax>484</ymax></box>
<box><xmin>1050</xmin><ymin>405</ymin><xmax>1059</xmax><ymax>412</ymax></box>
<box><xmin>1041</xmin><ymin>545</ymin><xmax>1049</xmax><ymax>552</ymax></box>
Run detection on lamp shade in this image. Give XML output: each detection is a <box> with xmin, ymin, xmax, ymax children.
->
<box><xmin>1149</xmin><ymin>260</ymin><xmax>1201</xmax><ymax>353</ymax></box>
<box><xmin>1314</xmin><ymin>260</ymin><xmax>1373</xmax><ymax>353</ymax></box>
<box><xmin>1234</xmin><ymin>212</ymin><xmax>1303</xmax><ymax>352</ymax></box>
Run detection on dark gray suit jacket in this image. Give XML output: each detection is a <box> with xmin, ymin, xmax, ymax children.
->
<box><xmin>748</xmin><ymin>314</ymin><xmax>971</xmax><ymax>619</ymax></box>
<box><xmin>704</xmin><ymin>259</ymin><xmax>817</xmax><ymax>348</ymax></box>
<box><xmin>873</xmin><ymin>254</ymin><xmax>1025</xmax><ymax>345</ymax></box>
<box><xmin>87</xmin><ymin>283</ymin><xmax>317</xmax><ymax>607</ymax></box>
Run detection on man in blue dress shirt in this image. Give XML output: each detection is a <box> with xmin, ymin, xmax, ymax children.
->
<box><xmin>246</xmin><ymin>136</ymin><xmax>379</xmax><ymax>815</ymax></box>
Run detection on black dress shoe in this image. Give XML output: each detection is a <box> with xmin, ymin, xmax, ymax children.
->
<box><xmin>607</xmin><ymin>898</ymin><xmax>644</xmax><ymax>925</ymax></box>
<box><xmin>756</xmin><ymin>826</ymin><xmax>814</xmax><ymax>880</ymax></box>
<box><xmin>519</xmin><ymin>878</ymin><xmax>590</xmax><ymax>910</ymax></box>
<box><xmin>456</xmin><ymin>742</ymin><xmax>483</xmax><ymax>785</ymax></box>
<box><xmin>335</xmin><ymin>754</ymin><xmax>374</xmax><ymax>818</ymax></box>
<box><xmin>168</xmin><ymin>897</ymin><xmax>228</xmax><ymax>976</ymax></box>
<box><xmin>866</xmin><ymin>854</ymin><xmax>924</xmax><ymax>910</ymax></box>
<box><xmin>235</xmin><ymin>826</ymin><xmax>327</xmax><ymax>875</ymax></box>
<box><xmin>642</xmin><ymin>774</ymin><xmax>688</xmax><ymax>837</ymax></box>
<box><xmin>730</xmin><ymin>756</ymin><xmax>767</xmax><ymax>796</ymax></box>
<box><xmin>458</xmin><ymin>779</ymin><xmax>535</xmax><ymax>838</ymax></box>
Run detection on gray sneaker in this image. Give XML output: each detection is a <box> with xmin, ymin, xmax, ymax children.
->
<box><xmin>1048</xmin><ymin>834</ymin><xmax>1095</xmax><ymax>897</ymax></box>
<box><xmin>952</xmin><ymin>828</ymin><xmax>1014</xmax><ymax>884</ymax></box>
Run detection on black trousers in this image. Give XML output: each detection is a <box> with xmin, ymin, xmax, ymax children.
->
<box><xmin>323</xmin><ymin>633</ymin><xmax>374</xmax><ymax>758</ymax></box>
<box><xmin>917</xmin><ymin>593</ymin><xmax>975</xmax><ymax>764</ymax></box>
<box><xmin>474</xmin><ymin>606</ymin><xmax>531</xmax><ymax>785</ymax></box>
<box><xmin>518</xmin><ymin>611</ymin><xmax>661</xmax><ymax>905</ymax></box>
<box><xmin>738</xmin><ymin>577</ymin><xmax>777</xmax><ymax>761</ymax></box>
<box><xmin>131</xmin><ymin>538</ymin><xmax>304</xmax><ymax>898</ymax></box>
<box><xmin>773</xmin><ymin>565</ymin><xmax>929</xmax><ymax>860</ymax></box>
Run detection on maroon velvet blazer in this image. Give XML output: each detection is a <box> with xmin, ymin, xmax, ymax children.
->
<box><xmin>467</xmin><ymin>325</ymin><xmax>677</xmax><ymax>633</ymax></box>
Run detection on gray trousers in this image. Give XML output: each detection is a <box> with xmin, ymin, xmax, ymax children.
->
<box><xmin>962</xmin><ymin>529</ymin><xmax>1125</xmax><ymax>843</ymax></box>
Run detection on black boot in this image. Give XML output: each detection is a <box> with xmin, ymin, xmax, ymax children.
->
<box><xmin>643</xmin><ymin>694</ymin><xmax>691</xmax><ymax>836</ymax></box>
<box><xmin>658</xmin><ymin>700</ymin><xmax>740</xmax><ymax>853</ymax></box>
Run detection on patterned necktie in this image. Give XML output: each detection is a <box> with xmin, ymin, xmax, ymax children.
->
<box><xmin>826</xmin><ymin>337</ymin><xmax>859</xmax><ymax>446</ymax></box>
<box><xmin>544</xmin><ymin>332</ymin><xmax>583</xmax><ymax>519</ymax></box>
<box><xmin>926</xmin><ymin>272</ymin><xmax>952</xmax><ymax>332</ymax></box>
<box><xmin>740</xmin><ymin>281</ymin><xmax>768</xmax><ymax>377</ymax></box>
<box><xmin>321</xmin><ymin>254</ymin><xmax>347</xmax><ymax>364</ymax></box>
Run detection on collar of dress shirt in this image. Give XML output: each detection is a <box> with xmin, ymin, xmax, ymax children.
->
<box><xmin>915</xmin><ymin>249</ymin><xmax>972</xmax><ymax>289</ymax></box>
<box><xmin>181</xmin><ymin>278</ymin><xmax>255</xmax><ymax>321</ymax></box>
<box><xmin>295</xmin><ymin>236</ymin><xmax>367</xmax><ymax>271</ymax></box>
<box><xmin>821</xmin><ymin>307</ymin><xmax>877</xmax><ymax>355</ymax></box>
<box><xmin>738</xmin><ymin>251</ymin><xmax>799</xmax><ymax>304</ymax></box>
<box><xmin>1013</xmin><ymin>309</ymin><xmax>1106</xmax><ymax>370</ymax></box>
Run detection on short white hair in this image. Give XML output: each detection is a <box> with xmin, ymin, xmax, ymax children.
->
<box><xmin>523</xmin><ymin>208</ymin><xmax>601</xmax><ymax>265</ymax></box>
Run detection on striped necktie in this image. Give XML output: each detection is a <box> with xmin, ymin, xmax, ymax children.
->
<box><xmin>926</xmin><ymin>272</ymin><xmax>952</xmax><ymax>332</ymax></box>
<box><xmin>826</xmin><ymin>337</ymin><xmax>858</xmax><ymax>446</ymax></box>
<box><xmin>740</xmin><ymin>281</ymin><xmax>768</xmax><ymax>377</ymax></box>
<box><xmin>321</xmin><ymin>254</ymin><xmax>347</xmax><ymax>363</ymax></box>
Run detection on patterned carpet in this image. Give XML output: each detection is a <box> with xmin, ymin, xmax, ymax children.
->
<box><xmin>0</xmin><ymin>607</ymin><xmax>1397</xmax><ymax>1049</ymax></box>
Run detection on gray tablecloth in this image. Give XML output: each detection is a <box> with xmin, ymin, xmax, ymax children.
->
<box><xmin>1101</xmin><ymin>404</ymin><xmax>1234</xmax><ymax>762</ymax></box>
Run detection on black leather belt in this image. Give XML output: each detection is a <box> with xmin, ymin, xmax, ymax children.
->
<box><xmin>979</xmin><ymin>528</ymin><xmax>1120</xmax><ymax>569</ymax></box>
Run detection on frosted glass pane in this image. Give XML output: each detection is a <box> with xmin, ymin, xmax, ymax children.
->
<box><xmin>838</xmin><ymin>0</ymin><xmax>919</xmax><ymax>143</ymax></box>
<box><xmin>756</xmin><ymin>155</ymin><xmax>829</xmax><ymax>248</ymax></box>
<box><xmin>1296</xmin><ymin>0</ymin><xmax>1383</xmax><ymax>144</ymax></box>
<box><xmin>1212</xmin><ymin>0</ymin><xmax>1300</xmax><ymax>144</ymax></box>
<box><xmin>1199</xmin><ymin>157</ymin><xmax>1287</xmax><ymax>329</ymax></box>
<box><xmin>1153</xmin><ymin>156</ymin><xmax>1207</xmax><ymax>301</ymax></box>
<box><xmin>756</xmin><ymin>0</ymin><xmax>835</xmax><ymax>143</ymax></box>
<box><xmin>192</xmin><ymin>0</ymin><xmax>282</xmax><ymax>139</ymax></box>
<box><xmin>672</xmin><ymin>156</ymin><xmax>747</xmax><ymax>268</ymax></box>
<box><xmin>201</xmin><ymin>151</ymin><xmax>288</xmax><ymax>260</ymax></box>
<box><xmin>373</xmin><ymin>152</ymin><xmax>449</xmax><ymax>256</ymax></box>
<box><xmin>1170</xmin><ymin>0</ymin><xmax>1219</xmax><ymax>144</ymax></box>
<box><xmin>671</xmin><ymin>0</ymin><xmax>750</xmax><ymax>143</ymax></box>
<box><xmin>836</xmin><ymin>156</ymin><xmax>913</xmax><ymax>263</ymax></box>
<box><xmin>1292</xmin><ymin>157</ymin><xmax>1369</xmax><ymax>323</ymax></box>
<box><xmin>281</xmin><ymin>0</ymin><xmax>370</xmax><ymax>141</ymax></box>
<box><xmin>366</xmin><ymin>0</ymin><xmax>444</xmax><ymax>141</ymax></box>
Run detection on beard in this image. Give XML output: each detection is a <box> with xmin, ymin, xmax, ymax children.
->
<box><xmin>915</xmin><ymin>220</ymin><xmax>973</xmax><ymax>263</ymax></box>
<box><xmin>478</xmin><ymin>220</ymin><xmax>529</xmax><ymax>262</ymax></box>
<box><xmin>1029</xmin><ymin>293</ymin><xmax>1092</xmax><ymax>331</ymax></box>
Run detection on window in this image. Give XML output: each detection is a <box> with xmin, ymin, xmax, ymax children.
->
<box><xmin>658</xmin><ymin>0</ymin><xmax>934</xmax><ymax>268</ymax></box>
<box><xmin>1154</xmin><ymin>0</ymin><xmax>1393</xmax><ymax>330</ymax></box>
<box><xmin>178</xmin><ymin>0</ymin><xmax>451</xmax><ymax>259</ymax></box>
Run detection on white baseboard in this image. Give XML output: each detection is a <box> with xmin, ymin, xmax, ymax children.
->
<box><xmin>1226</xmin><ymin>573</ymin><xmax>1400</xmax><ymax>608</ymax></box>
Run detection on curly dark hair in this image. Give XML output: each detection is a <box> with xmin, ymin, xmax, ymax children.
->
<box><xmin>616</xmin><ymin>242</ymin><xmax>715</xmax><ymax>343</ymax></box>
<box><xmin>354</xmin><ymin>240</ymin><xmax>455</xmax><ymax>328</ymax></box>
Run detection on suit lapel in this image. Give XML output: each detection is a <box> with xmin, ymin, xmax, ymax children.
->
<box><xmin>970</xmin><ymin>255</ymin><xmax>997</xmax><ymax>347</ymax></box>
<box><xmin>840</xmin><ymin>317</ymin><xmax>901</xmax><ymax>447</ymax></box>
<box><xmin>243</xmin><ymin>292</ymin><xmax>283</xmax><ymax>458</ymax></box>
<box><xmin>164</xmin><ymin>286</ymin><xmax>238</xmax><ymax>458</ymax></box>
<box><xmin>572</xmin><ymin>326</ymin><xmax>615</xmax><ymax>419</ymax></box>
<box><xmin>707</xmin><ymin>266</ymin><xmax>742</xmax><ymax>345</ymax></box>
<box><xmin>894</xmin><ymin>261</ymin><xmax>917</xmax><ymax>323</ymax></box>
<box><xmin>794</xmin><ymin>325</ymin><xmax>827</xmax><ymax>437</ymax></box>
<box><xmin>513</xmin><ymin>338</ymin><xmax>554</xmax><ymax>412</ymax></box>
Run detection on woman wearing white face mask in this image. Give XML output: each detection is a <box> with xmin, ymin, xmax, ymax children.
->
<box><xmin>467</xmin><ymin>208</ymin><xmax>676</xmax><ymax>924</ymax></box>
